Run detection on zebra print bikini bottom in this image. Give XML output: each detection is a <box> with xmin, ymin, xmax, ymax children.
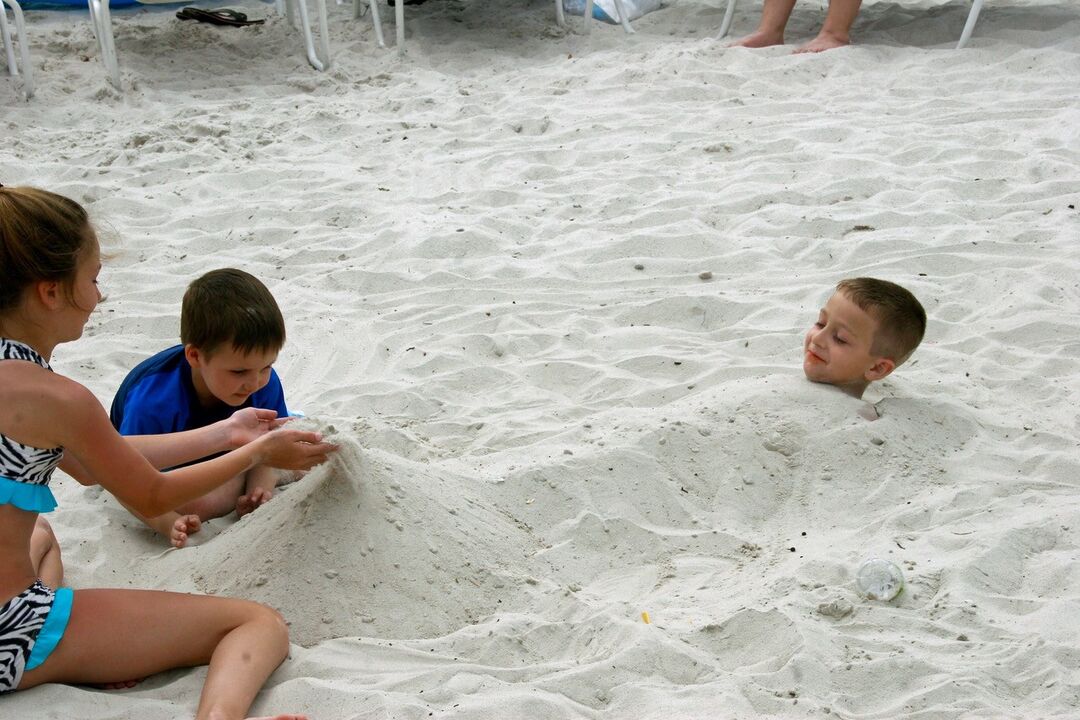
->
<box><xmin>0</xmin><ymin>580</ymin><xmax>73</xmax><ymax>692</ymax></box>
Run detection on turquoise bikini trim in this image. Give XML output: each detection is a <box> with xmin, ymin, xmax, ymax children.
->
<box><xmin>26</xmin><ymin>587</ymin><xmax>73</xmax><ymax>670</ymax></box>
<box><xmin>0</xmin><ymin>476</ymin><xmax>57</xmax><ymax>513</ymax></box>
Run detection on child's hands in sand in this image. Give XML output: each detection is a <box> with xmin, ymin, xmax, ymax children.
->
<box><xmin>171</xmin><ymin>514</ymin><xmax>201</xmax><ymax>548</ymax></box>
<box><xmin>224</xmin><ymin>408</ymin><xmax>289</xmax><ymax>449</ymax></box>
<box><xmin>256</xmin><ymin>429</ymin><xmax>338</xmax><ymax>471</ymax></box>
<box><xmin>236</xmin><ymin>487</ymin><xmax>273</xmax><ymax>518</ymax></box>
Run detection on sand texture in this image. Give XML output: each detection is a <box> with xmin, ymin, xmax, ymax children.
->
<box><xmin>2</xmin><ymin>0</ymin><xmax>1080</xmax><ymax>717</ymax></box>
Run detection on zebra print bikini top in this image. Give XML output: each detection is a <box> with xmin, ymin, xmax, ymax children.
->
<box><xmin>0</xmin><ymin>338</ymin><xmax>62</xmax><ymax>512</ymax></box>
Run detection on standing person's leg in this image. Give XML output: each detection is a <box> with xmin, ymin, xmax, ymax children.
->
<box><xmin>730</xmin><ymin>0</ymin><xmax>797</xmax><ymax>48</ymax></box>
<box><xmin>18</xmin><ymin>588</ymin><xmax>306</xmax><ymax>720</ymax></box>
<box><xmin>30</xmin><ymin>517</ymin><xmax>63</xmax><ymax>588</ymax></box>
<box><xmin>795</xmin><ymin>0</ymin><xmax>862</xmax><ymax>52</ymax></box>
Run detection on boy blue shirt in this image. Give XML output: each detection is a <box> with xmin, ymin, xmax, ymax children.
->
<box><xmin>110</xmin><ymin>345</ymin><xmax>288</xmax><ymax>436</ymax></box>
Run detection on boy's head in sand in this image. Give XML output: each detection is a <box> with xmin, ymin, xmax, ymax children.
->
<box><xmin>804</xmin><ymin>277</ymin><xmax>926</xmax><ymax>399</ymax></box>
<box><xmin>181</xmin><ymin>268</ymin><xmax>285</xmax><ymax>408</ymax></box>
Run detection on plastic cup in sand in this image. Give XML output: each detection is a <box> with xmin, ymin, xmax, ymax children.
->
<box><xmin>856</xmin><ymin>558</ymin><xmax>904</xmax><ymax>601</ymax></box>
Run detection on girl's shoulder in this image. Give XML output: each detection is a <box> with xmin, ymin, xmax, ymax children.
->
<box><xmin>0</xmin><ymin>360</ymin><xmax>95</xmax><ymax>409</ymax></box>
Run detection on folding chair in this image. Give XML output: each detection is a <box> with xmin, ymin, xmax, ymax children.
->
<box><xmin>87</xmin><ymin>0</ymin><xmax>333</xmax><ymax>88</ymax></box>
<box><xmin>377</xmin><ymin>0</ymin><xmax>636</xmax><ymax>55</ymax></box>
<box><xmin>350</xmin><ymin>0</ymin><xmax>385</xmax><ymax>48</ymax></box>
<box><xmin>555</xmin><ymin>0</ymin><xmax>636</xmax><ymax>36</ymax></box>
<box><xmin>718</xmin><ymin>0</ymin><xmax>986</xmax><ymax>49</ymax></box>
<box><xmin>1</xmin><ymin>0</ymin><xmax>33</xmax><ymax>99</ymax></box>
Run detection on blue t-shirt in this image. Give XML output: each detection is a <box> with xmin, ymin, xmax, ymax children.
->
<box><xmin>110</xmin><ymin>345</ymin><xmax>288</xmax><ymax>436</ymax></box>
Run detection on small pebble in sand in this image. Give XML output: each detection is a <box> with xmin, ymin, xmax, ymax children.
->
<box><xmin>699</xmin><ymin>271</ymin><xmax>713</xmax><ymax>280</ymax></box>
<box><xmin>634</xmin><ymin>263</ymin><xmax>645</xmax><ymax>270</ymax></box>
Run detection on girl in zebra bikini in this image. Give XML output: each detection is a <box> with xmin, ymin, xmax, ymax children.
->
<box><xmin>0</xmin><ymin>186</ymin><xmax>338</xmax><ymax>719</ymax></box>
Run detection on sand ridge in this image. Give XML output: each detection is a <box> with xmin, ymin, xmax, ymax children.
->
<box><xmin>4</xmin><ymin>0</ymin><xmax>1080</xmax><ymax>717</ymax></box>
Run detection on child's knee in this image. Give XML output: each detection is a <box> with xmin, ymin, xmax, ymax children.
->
<box><xmin>248</xmin><ymin>601</ymin><xmax>290</xmax><ymax>649</ymax></box>
<box><xmin>263</xmin><ymin>606</ymin><xmax>291</xmax><ymax>660</ymax></box>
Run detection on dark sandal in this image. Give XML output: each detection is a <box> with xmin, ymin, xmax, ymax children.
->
<box><xmin>176</xmin><ymin>7</ymin><xmax>265</xmax><ymax>26</ymax></box>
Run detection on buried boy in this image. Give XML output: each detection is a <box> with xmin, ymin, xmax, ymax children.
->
<box><xmin>803</xmin><ymin>277</ymin><xmax>926</xmax><ymax>400</ymax></box>
<box><xmin>111</xmin><ymin>268</ymin><xmax>294</xmax><ymax>547</ymax></box>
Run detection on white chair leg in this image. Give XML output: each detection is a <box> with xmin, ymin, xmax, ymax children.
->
<box><xmin>292</xmin><ymin>0</ymin><xmax>329</xmax><ymax>70</ymax></box>
<box><xmin>718</xmin><ymin>0</ymin><xmax>736</xmax><ymax>38</ymax></box>
<box><xmin>1</xmin><ymin>1</ymin><xmax>15</xmax><ymax>75</ymax></box>
<box><xmin>314</xmin><ymin>0</ymin><xmax>330</xmax><ymax>65</ymax></box>
<box><xmin>609</xmin><ymin>0</ymin><xmax>634</xmax><ymax>34</ymax></box>
<box><xmin>956</xmin><ymin>0</ymin><xmax>984</xmax><ymax>49</ymax></box>
<box><xmin>395</xmin><ymin>0</ymin><xmax>403</xmax><ymax>53</ymax></box>
<box><xmin>583</xmin><ymin>0</ymin><xmax>593</xmax><ymax>34</ymax></box>
<box><xmin>1</xmin><ymin>0</ymin><xmax>33</xmax><ymax>99</ymax></box>
<box><xmin>554</xmin><ymin>0</ymin><xmax>565</xmax><ymax>28</ymax></box>
<box><xmin>367</xmin><ymin>0</ymin><xmax>385</xmax><ymax>47</ymax></box>
<box><xmin>355</xmin><ymin>0</ymin><xmax>384</xmax><ymax>47</ymax></box>
<box><xmin>87</xmin><ymin>0</ymin><xmax>120</xmax><ymax>87</ymax></box>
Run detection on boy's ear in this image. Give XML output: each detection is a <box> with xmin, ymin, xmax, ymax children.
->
<box><xmin>184</xmin><ymin>344</ymin><xmax>204</xmax><ymax>368</ymax></box>
<box><xmin>864</xmin><ymin>357</ymin><xmax>896</xmax><ymax>382</ymax></box>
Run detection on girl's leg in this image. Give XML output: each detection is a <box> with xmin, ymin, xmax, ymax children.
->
<box><xmin>30</xmin><ymin>516</ymin><xmax>63</xmax><ymax>588</ymax></box>
<box><xmin>18</xmin><ymin>588</ymin><xmax>305</xmax><ymax>720</ymax></box>
<box><xmin>796</xmin><ymin>0</ymin><xmax>863</xmax><ymax>52</ymax></box>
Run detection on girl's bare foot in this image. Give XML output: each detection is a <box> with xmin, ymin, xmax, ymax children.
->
<box><xmin>794</xmin><ymin>31</ymin><xmax>850</xmax><ymax>53</ymax></box>
<box><xmin>730</xmin><ymin>30</ymin><xmax>784</xmax><ymax>48</ymax></box>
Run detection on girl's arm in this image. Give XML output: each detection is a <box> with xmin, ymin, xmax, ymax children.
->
<box><xmin>58</xmin><ymin>452</ymin><xmax>96</xmax><ymax>486</ymax></box>
<box><xmin>47</xmin><ymin>378</ymin><xmax>334</xmax><ymax>518</ymax></box>
<box><xmin>124</xmin><ymin>407</ymin><xmax>284</xmax><ymax>469</ymax></box>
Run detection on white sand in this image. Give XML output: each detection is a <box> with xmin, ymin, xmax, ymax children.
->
<box><xmin>3</xmin><ymin>0</ymin><xmax>1080</xmax><ymax>717</ymax></box>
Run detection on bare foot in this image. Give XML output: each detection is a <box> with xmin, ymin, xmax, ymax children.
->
<box><xmin>730</xmin><ymin>30</ymin><xmax>784</xmax><ymax>48</ymax></box>
<box><xmin>170</xmin><ymin>514</ymin><xmax>202</xmax><ymax>548</ymax></box>
<box><xmin>236</xmin><ymin>487</ymin><xmax>273</xmax><ymax>518</ymax></box>
<box><xmin>794</xmin><ymin>31</ymin><xmax>850</xmax><ymax>53</ymax></box>
<box><xmin>246</xmin><ymin>715</ymin><xmax>309</xmax><ymax>720</ymax></box>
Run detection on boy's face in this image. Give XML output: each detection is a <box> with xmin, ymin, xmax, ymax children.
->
<box><xmin>185</xmin><ymin>344</ymin><xmax>279</xmax><ymax>408</ymax></box>
<box><xmin>804</xmin><ymin>291</ymin><xmax>894</xmax><ymax>392</ymax></box>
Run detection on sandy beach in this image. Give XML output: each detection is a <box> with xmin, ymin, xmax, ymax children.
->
<box><xmin>3</xmin><ymin>0</ymin><xmax>1080</xmax><ymax>717</ymax></box>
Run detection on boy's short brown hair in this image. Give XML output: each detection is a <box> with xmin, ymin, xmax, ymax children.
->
<box><xmin>836</xmin><ymin>278</ymin><xmax>926</xmax><ymax>364</ymax></box>
<box><xmin>181</xmin><ymin>268</ymin><xmax>285</xmax><ymax>356</ymax></box>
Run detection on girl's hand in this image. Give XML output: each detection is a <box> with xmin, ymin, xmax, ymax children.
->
<box><xmin>255</xmin><ymin>429</ymin><xmax>338</xmax><ymax>471</ymax></box>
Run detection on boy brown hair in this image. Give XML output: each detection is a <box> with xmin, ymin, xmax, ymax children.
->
<box><xmin>180</xmin><ymin>268</ymin><xmax>285</xmax><ymax>356</ymax></box>
<box><xmin>836</xmin><ymin>278</ymin><xmax>926</xmax><ymax>364</ymax></box>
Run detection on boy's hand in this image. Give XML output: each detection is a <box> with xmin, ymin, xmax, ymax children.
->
<box><xmin>257</xmin><ymin>429</ymin><xmax>339</xmax><ymax>471</ymax></box>
<box><xmin>236</xmin><ymin>487</ymin><xmax>274</xmax><ymax>517</ymax></box>
<box><xmin>223</xmin><ymin>408</ymin><xmax>281</xmax><ymax>449</ymax></box>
